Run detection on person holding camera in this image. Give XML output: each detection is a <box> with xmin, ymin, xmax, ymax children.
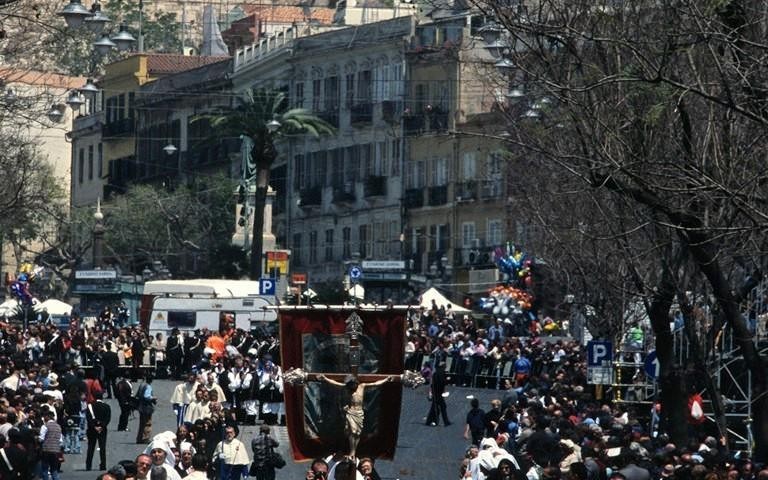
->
<box><xmin>85</xmin><ymin>390</ymin><xmax>111</xmax><ymax>471</ymax></box>
<box><xmin>305</xmin><ymin>458</ymin><xmax>329</xmax><ymax>480</ymax></box>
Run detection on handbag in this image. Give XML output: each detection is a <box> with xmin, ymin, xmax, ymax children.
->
<box><xmin>266</xmin><ymin>449</ymin><xmax>286</xmax><ymax>469</ymax></box>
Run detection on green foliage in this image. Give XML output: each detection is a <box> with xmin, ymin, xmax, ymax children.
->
<box><xmin>106</xmin><ymin>0</ymin><xmax>182</xmax><ymax>53</ymax></box>
<box><xmin>101</xmin><ymin>174</ymin><xmax>244</xmax><ymax>277</ymax></box>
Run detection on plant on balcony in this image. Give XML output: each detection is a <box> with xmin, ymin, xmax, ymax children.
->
<box><xmin>198</xmin><ymin>88</ymin><xmax>335</xmax><ymax>279</ymax></box>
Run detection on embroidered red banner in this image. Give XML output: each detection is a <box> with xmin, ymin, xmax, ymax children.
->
<box><xmin>279</xmin><ymin>308</ymin><xmax>406</xmax><ymax>460</ymax></box>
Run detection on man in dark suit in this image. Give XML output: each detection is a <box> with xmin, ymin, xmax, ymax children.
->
<box><xmin>115</xmin><ymin>375</ymin><xmax>134</xmax><ymax>432</ymax></box>
<box><xmin>425</xmin><ymin>364</ymin><xmax>451</xmax><ymax>426</ymax></box>
<box><xmin>85</xmin><ymin>390</ymin><xmax>111</xmax><ymax>471</ymax></box>
<box><xmin>100</xmin><ymin>343</ymin><xmax>120</xmax><ymax>399</ymax></box>
<box><xmin>165</xmin><ymin>328</ymin><xmax>184</xmax><ymax>380</ymax></box>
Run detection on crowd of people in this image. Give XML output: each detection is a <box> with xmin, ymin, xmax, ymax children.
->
<box><xmin>0</xmin><ymin>313</ymin><xmax>288</xmax><ymax>480</ymax></box>
<box><xmin>400</xmin><ymin>307</ymin><xmax>767</xmax><ymax>480</ymax></box>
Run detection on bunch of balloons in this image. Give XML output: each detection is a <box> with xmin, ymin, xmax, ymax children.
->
<box><xmin>479</xmin><ymin>285</ymin><xmax>536</xmax><ymax>322</ymax></box>
<box><xmin>494</xmin><ymin>244</ymin><xmax>533</xmax><ymax>289</ymax></box>
<box><xmin>6</xmin><ymin>263</ymin><xmax>43</xmax><ymax>306</ymax></box>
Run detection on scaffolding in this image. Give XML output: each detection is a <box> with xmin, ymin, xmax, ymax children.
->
<box><xmin>611</xmin><ymin>279</ymin><xmax>768</xmax><ymax>456</ymax></box>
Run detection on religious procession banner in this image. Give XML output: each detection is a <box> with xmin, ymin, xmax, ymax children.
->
<box><xmin>279</xmin><ymin>307</ymin><xmax>407</xmax><ymax>460</ymax></box>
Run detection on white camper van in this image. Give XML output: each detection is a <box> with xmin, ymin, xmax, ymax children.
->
<box><xmin>139</xmin><ymin>279</ymin><xmax>277</xmax><ymax>336</ymax></box>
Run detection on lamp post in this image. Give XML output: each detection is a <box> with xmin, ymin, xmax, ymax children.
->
<box><xmin>93</xmin><ymin>197</ymin><xmax>105</xmax><ymax>268</ymax></box>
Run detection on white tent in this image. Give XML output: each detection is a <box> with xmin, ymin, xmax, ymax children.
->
<box><xmin>419</xmin><ymin>287</ymin><xmax>471</xmax><ymax>314</ymax></box>
<box><xmin>34</xmin><ymin>299</ymin><xmax>73</xmax><ymax>316</ymax></box>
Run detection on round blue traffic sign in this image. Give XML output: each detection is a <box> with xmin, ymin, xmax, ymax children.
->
<box><xmin>644</xmin><ymin>350</ymin><xmax>659</xmax><ymax>379</ymax></box>
<box><xmin>349</xmin><ymin>266</ymin><xmax>362</xmax><ymax>280</ymax></box>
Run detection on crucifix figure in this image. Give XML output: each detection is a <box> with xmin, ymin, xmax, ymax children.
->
<box><xmin>284</xmin><ymin>311</ymin><xmax>424</xmax><ymax>459</ymax></box>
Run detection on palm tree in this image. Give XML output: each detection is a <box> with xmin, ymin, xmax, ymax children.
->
<box><xmin>204</xmin><ymin>88</ymin><xmax>335</xmax><ymax>279</ymax></box>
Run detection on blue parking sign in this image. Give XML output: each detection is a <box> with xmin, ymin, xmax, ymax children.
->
<box><xmin>587</xmin><ymin>341</ymin><xmax>612</xmax><ymax>367</ymax></box>
<box><xmin>259</xmin><ymin>278</ymin><xmax>276</xmax><ymax>295</ymax></box>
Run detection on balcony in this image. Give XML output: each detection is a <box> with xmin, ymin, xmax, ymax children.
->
<box><xmin>102</xmin><ymin>117</ymin><xmax>135</xmax><ymax>137</ymax></box>
<box><xmin>381</xmin><ymin>100</ymin><xmax>401</xmax><ymax>124</ymax></box>
<box><xmin>454</xmin><ymin>246</ymin><xmax>494</xmax><ymax>266</ymax></box>
<box><xmin>480</xmin><ymin>179</ymin><xmax>503</xmax><ymax>199</ymax></box>
<box><xmin>455</xmin><ymin>181</ymin><xmax>477</xmax><ymax>202</ymax></box>
<box><xmin>403</xmin><ymin>114</ymin><xmax>424</xmax><ymax>135</ymax></box>
<box><xmin>427</xmin><ymin>110</ymin><xmax>449</xmax><ymax>132</ymax></box>
<box><xmin>364</xmin><ymin>175</ymin><xmax>387</xmax><ymax>197</ymax></box>
<box><xmin>298</xmin><ymin>186</ymin><xmax>322</xmax><ymax>207</ymax></box>
<box><xmin>428</xmin><ymin>185</ymin><xmax>448</xmax><ymax>206</ymax></box>
<box><xmin>350</xmin><ymin>102</ymin><xmax>373</xmax><ymax>124</ymax></box>
<box><xmin>317</xmin><ymin>109</ymin><xmax>340</xmax><ymax>129</ymax></box>
<box><xmin>404</xmin><ymin>188</ymin><xmax>424</xmax><ymax>208</ymax></box>
<box><xmin>332</xmin><ymin>184</ymin><xmax>356</xmax><ymax>204</ymax></box>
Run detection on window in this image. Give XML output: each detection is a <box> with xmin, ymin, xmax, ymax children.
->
<box><xmin>462</xmin><ymin>152</ymin><xmax>477</xmax><ymax>180</ymax></box>
<box><xmin>374</xmin><ymin>222</ymin><xmax>386</xmax><ymax>257</ymax></box>
<box><xmin>88</xmin><ymin>145</ymin><xmax>94</xmax><ymax>181</ymax></box>
<box><xmin>292</xmin><ymin>233</ymin><xmax>302</xmax><ymax>266</ymax></box>
<box><xmin>309</xmin><ymin>231</ymin><xmax>318</xmax><ymax>264</ymax></box>
<box><xmin>391</xmin><ymin>139</ymin><xmax>401</xmax><ymax>176</ymax></box>
<box><xmin>345</xmin><ymin>145</ymin><xmax>360</xmax><ymax>182</ymax></box>
<box><xmin>345</xmin><ymin>73</ymin><xmax>355</xmax><ymax>109</ymax></box>
<box><xmin>324</xmin><ymin>76</ymin><xmax>339</xmax><ymax>112</ymax></box>
<box><xmin>392</xmin><ymin>63</ymin><xmax>403</xmax><ymax>99</ymax></box>
<box><xmin>357</xmin><ymin>70</ymin><xmax>372</xmax><ymax>103</ymax></box>
<box><xmin>381</xmin><ymin>64</ymin><xmax>390</xmax><ymax>100</ymax></box>
<box><xmin>97</xmin><ymin>143</ymin><xmax>103</xmax><ymax>178</ymax></box>
<box><xmin>359</xmin><ymin>224</ymin><xmax>371</xmax><ymax>259</ymax></box>
<box><xmin>488</xmin><ymin>219</ymin><xmax>503</xmax><ymax>247</ymax></box>
<box><xmin>78</xmin><ymin>148</ymin><xmax>84</xmax><ymax>184</ymax></box>
<box><xmin>294</xmin><ymin>154</ymin><xmax>306</xmax><ymax>190</ymax></box>
<box><xmin>361</xmin><ymin>144</ymin><xmax>374</xmax><ymax>177</ymax></box>
<box><xmin>168</xmin><ymin>311</ymin><xmax>196</xmax><ymax>328</ymax></box>
<box><xmin>432</xmin><ymin>157</ymin><xmax>448</xmax><ymax>186</ymax></box>
<box><xmin>325</xmin><ymin>229</ymin><xmax>334</xmax><ymax>262</ymax></box>
<box><xmin>312</xmin><ymin>79</ymin><xmax>322</xmax><ymax>112</ymax></box>
<box><xmin>390</xmin><ymin>220</ymin><xmax>400</xmax><ymax>256</ymax></box>
<box><xmin>462</xmin><ymin>222</ymin><xmax>476</xmax><ymax>248</ymax></box>
<box><xmin>295</xmin><ymin>82</ymin><xmax>305</xmax><ymax>109</ymax></box>
<box><xmin>342</xmin><ymin>227</ymin><xmax>352</xmax><ymax>259</ymax></box>
<box><xmin>312</xmin><ymin>151</ymin><xmax>327</xmax><ymax>187</ymax></box>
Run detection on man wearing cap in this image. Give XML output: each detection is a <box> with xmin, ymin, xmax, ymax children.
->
<box><xmin>212</xmin><ymin>425</ymin><xmax>250</xmax><ymax>480</ymax></box>
<box><xmin>39</xmin><ymin>407</ymin><xmax>63</xmax><ymax>480</ymax></box>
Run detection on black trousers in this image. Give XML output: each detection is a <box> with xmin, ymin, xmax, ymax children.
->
<box><xmin>117</xmin><ymin>404</ymin><xmax>131</xmax><ymax>431</ymax></box>
<box><xmin>86</xmin><ymin>430</ymin><xmax>107</xmax><ymax>470</ymax></box>
<box><xmin>426</xmin><ymin>397</ymin><xmax>450</xmax><ymax>425</ymax></box>
<box><xmin>136</xmin><ymin>412</ymin><xmax>152</xmax><ymax>443</ymax></box>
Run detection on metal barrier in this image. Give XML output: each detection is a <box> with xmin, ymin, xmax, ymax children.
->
<box><xmin>406</xmin><ymin>352</ymin><xmax>522</xmax><ymax>390</ymax></box>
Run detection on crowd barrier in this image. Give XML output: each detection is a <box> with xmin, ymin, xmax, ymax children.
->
<box><xmin>405</xmin><ymin>352</ymin><xmax>525</xmax><ymax>390</ymax></box>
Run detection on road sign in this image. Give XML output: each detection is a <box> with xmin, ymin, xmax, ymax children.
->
<box><xmin>349</xmin><ymin>265</ymin><xmax>362</xmax><ymax>280</ymax></box>
<box><xmin>586</xmin><ymin>341</ymin><xmax>613</xmax><ymax>385</ymax></box>
<box><xmin>644</xmin><ymin>350</ymin><xmax>660</xmax><ymax>379</ymax></box>
<box><xmin>587</xmin><ymin>341</ymin><xmax>612</xmax><ymax>367</ymax></box>
<box><xmin>259</xmin><ymin>278</ymin><xmax>276</xmax><ymax>295</ymax></box>
<box><xmin>291</xmin><ymin>273</ymin><xmax>307</xmax><ymax>285</ymax></box>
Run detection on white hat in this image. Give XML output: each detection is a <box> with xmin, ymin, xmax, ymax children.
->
<box><xmin>43</xmin><ymin>390</ymin><xmax>63</xmax><ymax>401</ymax></box>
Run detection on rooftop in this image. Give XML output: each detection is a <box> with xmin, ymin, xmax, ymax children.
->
<box><xmin>141</xmin><ymin>54</ymin><xmax>231</xmax><ymax>75</ymax></box>
<box><xmin>0</xmin><ymin>67</ymin><xmax>85</xmax><ymax>90</ymax></box>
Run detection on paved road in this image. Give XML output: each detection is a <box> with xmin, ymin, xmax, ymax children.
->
<box><xmin>61</xmin><ymin>379</ymin><xmax>504</xmax><ymax>480</ymax></box>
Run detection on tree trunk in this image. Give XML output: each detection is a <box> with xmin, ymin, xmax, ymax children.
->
<box><xmin>685</xmin><ymin>235</ymin><xmax>767</xmax><ymax>461</ymax></box>
<box><xmin>649</xmin><ymin>261</ymin><xmax>688</xmax><ymax>447</ymax></box>
<box><xmin>249</xmin><ymin>166</ymin><xmax>270</xmax><ymax>280</ymax></box>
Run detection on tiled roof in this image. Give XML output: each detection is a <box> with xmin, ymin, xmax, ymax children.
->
<box><xmin>144</xmin><ymin>54</ymin><xmax>231</xmax><ymax>75</ymax></box>
<box><xmin>0</xmin><ymin>67</ymin><xmax>85</xmax><ymax>90</ymax></box>
<box><xmin>241</xmin><ymin>5</ymin><xmax>335</xmax><ymax>24</ymax></box>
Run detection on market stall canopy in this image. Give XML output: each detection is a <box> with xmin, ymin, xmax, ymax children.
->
<box><xmin>33</xmin><ymin>299</ymin><xmax>73</xmax><ymax>316</ymax></box>
<box><xmin>419</xmin><ymin>287</ymin><xmax>471</xmax><ymax>314</ymax></box>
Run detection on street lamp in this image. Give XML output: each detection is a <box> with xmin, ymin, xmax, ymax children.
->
<box><xmin>57</xmin><ymin>0</ymin><xmax>93</xmax><ymax>28</ymax></box>
<box><xmin>93</xmin><ymin>33</ymin><xmax>117</xmax><ymax>56</ymax></box>
<box><xmin>162</xmin><ymin>143</ymin><xmax>178</xmax><ymax>155</ymax></box>
<box><xmin>47</xmin><ymin>104</ymin><xmax>65</xmax><ymax>123</ymax></box>
<box><xmin>79</xmin><ymin>78</ymin><xmax>100</xmax><ymax>96</ymax></box>
<box><xmin>84</xmin><ymin>0</ymin><xmax>111</xmax><ymax>34</ymax></box>
<box><xmin>266</xmin><ymin>119</ymin><xmax>281</xmax><ymax>133</ymax></box>
<box><xmin>111</xmin><ymin>22</ymin><xmax>137</xmax><ymax>52</ymax></box>
<box><xmin>66</xmin><ymin>90</ymin><xmax>85</xmax><ymax>110</ymax></box>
